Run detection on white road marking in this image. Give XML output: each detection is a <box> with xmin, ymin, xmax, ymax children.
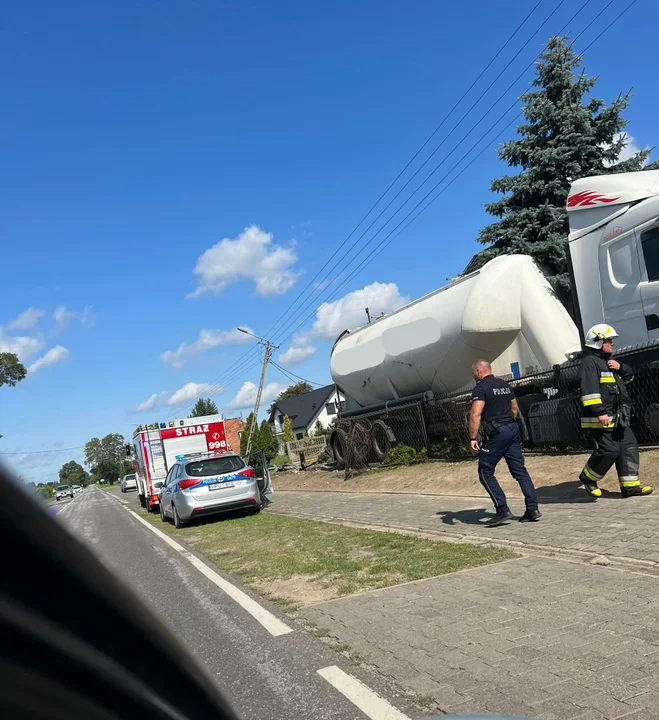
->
<box><xmin>317</xmin><ymin>666</ymin><xmax>411</xmax><ymax>720</ymax></box>
<box><xmin>126</xmin><ymin>508</ymin><xmax>293</xmax><ymax>637</ymax></box>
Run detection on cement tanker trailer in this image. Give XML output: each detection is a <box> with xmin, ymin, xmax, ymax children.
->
<box><xmin>328</xmin><ymin>255</ymin><xmax>582</xmax><ymax>469</ymax></box>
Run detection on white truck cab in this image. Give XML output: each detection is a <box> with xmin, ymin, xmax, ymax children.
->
<box><xmin>568</xmin><ymin>170</ymin><xmax>659</xmax><ymax>348</ymax></box>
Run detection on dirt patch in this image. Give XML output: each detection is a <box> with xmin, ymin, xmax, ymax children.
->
<box><xmin>256</xmin><ymin>574</ymin><xmax>337</xmax><ymax>608</ymax></box>
<box><xmin>272</xmin><ymin>448</ymin><xmax>659</xmax><ymax>500</ymax></box>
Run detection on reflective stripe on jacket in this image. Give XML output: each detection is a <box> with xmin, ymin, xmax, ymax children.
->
<box><xmin>579</xmin><ymin>349</ymin><xmax>634</xmax><ymax>429</ymax></box>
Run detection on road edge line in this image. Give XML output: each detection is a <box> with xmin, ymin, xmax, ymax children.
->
<box><xmin>126</xmin><ymin>508</ymin><xmax>293</xmax><ymax>637</ymax></box>
<box><xmin>317</xmin><ymin>665</ymin><xmax>411</xmax><ymax>720</ymax></box>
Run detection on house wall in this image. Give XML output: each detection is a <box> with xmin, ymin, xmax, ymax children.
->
<box><xmin>224</xmin><ymin>417</ymin><xmax>245</xmax><ymax>453</ymax></box>
<box><xmin>307</xmin><ymin>389</ymin><xmax>343</xmax><ymax>432</ymax></box>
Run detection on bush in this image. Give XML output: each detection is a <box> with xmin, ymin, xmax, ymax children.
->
<box><xmin>429</xmin><ymin>440</ymin><xmax>472</xmax><ymax>459</ymax></box>
<box><xmin>383</xmin><ymin>444</ymin><xmax>426</xmax><ymax>466</ymax></box>
<box><xmin>272</xmin><ymin>454</ymin><xmax>291</xmax><ymax>468</ymax></box>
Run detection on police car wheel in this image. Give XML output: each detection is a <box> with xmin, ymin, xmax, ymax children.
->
<box><xmin>173</xmin><ymin>505</ymin><xmax>185</xmax><ymax>529</ymax></box>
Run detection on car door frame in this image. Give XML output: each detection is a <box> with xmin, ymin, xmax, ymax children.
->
<box><xmin>162</xmin><ymin>465</ymin><xmax>177</xmax><ymax>516</ymax></box>
<box><xmin>241</xmin><ymin>450</ymin><xmax>272</xmax><ymax>495</ymax></box>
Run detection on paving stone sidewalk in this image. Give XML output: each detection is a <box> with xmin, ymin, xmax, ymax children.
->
<box><xmin>301</xmin><ymin>555</ymin><xmax>659</xmax><ymax>719</ymax></box>
<box><xmin>272</xmin><ymin>491</ymin><xmax>659</xmax><ymax>564</ymax></box>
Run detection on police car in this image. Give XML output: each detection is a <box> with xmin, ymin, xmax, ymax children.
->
<box><xmin>158</xmin><ymin>451</ymin><xmax>267</xmax><ymax>529</ymax></box>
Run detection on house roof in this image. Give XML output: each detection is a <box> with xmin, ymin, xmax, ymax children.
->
<box><xmin>269</xmin><ymin>384</ymin><xmax>336</xmax><ymax>430</ymax></box>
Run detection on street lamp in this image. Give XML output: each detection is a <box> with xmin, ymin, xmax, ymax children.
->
<box><xmin>237</xmin><ymin>327</ymin><xmax>268</xmax><ymax>343</ymax></box>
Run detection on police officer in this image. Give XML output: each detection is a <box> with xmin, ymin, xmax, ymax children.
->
<box><xmin>469</xmin><ymin>359</ymin><xmax>541</xmax><ymax>526</ymax></box>
<box><xmin>579</xmin><ymin>324</ymin><xmax>653</xmax><ymax>499</ymax></box>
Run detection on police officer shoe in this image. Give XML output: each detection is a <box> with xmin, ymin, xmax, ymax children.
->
<box><xmin>583</xmin><ymin>482</ymin><xmax>602</xmax><ymax>498</ymax></box>
<box><xmin>485</xmin><ymin>511</ymin><xmax>514</xmax><ymax>527</ymax></box>
<box><xmin>518</xmin><ymin>509</ymin><xmax>542</xmax><ymax>522</ymax></box>
<box><xmin>621</xmin><ymin>485</ymin><xmax>653</xmax><ymax>498</ymax></box>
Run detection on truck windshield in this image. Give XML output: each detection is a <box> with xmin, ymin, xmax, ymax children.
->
<box><xmin>185</xmin><ymin>456</ymin><xmax>245</xmax><ymax>477</ymax></box>
<box><xmin>58</xmin><ymin>486</ymin><xmax>69</xmax><ymax>491</ymax></box>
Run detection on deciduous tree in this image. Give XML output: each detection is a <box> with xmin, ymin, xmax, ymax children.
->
<box><xmin>189</xmin><ymin>398</ymin><xmax>219</xmax><ymax>417</ymax></box>
<box><xmin>0</xmin><ymin>352</ymin><xmax>27</xmax><ymax>387</ymax></box>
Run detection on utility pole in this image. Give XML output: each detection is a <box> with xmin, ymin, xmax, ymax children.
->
<box><xmin>236</xmin><ymin>328</ymin><xmax>279</xmax><ymax>455</ymax></box>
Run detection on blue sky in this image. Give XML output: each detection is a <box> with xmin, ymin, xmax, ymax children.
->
<box><xmin>2</xmin><ymin>0</ymin><xmax>658</xmax><ymax>483</ymax></box>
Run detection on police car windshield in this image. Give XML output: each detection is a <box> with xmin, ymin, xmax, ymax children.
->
<box><xmin>185</xmin><ymin>456</ymin><xmax>245</xmax><ymax>477</ymax></box>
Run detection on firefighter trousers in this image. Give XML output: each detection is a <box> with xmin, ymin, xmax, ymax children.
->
<box><xmin>579</xmin><ymin>425</ymin><xmax>640</xmax><ymax>489</ymax></box>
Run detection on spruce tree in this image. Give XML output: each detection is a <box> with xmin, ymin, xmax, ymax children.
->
<box><xmin>478</xmin><ymin>36</ymin><xmax>658</xmax><ymax>301</ymax></box>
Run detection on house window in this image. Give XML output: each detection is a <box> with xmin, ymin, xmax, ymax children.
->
<box><xmin>642</xmin><ymin>227</ymin><xmax>659</xmax><ymax>282</ymax></box>
<box><xmin>278</xmin><ymin>414</ymin><xmax>284</xmax><ymax>425</ymax></box>
<box><xmin>325</xmin><ymin>402</ymin><xmax>336</xmax><ymax>416</ymax></box>
<box><xmin>295</xmin><ymin>432</ymin><xmax>304</xmax><ymax>440</ymax></box>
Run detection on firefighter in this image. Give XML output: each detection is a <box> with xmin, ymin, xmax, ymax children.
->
<box><xmin>469</xmin><ymin>359</ymin><xmax>541</xmax><ymax>526</ymax></box>
<box><xmin>579</xmin><ymin>324</ymin><xmax>653</xmax><ymax>498</ymax></box>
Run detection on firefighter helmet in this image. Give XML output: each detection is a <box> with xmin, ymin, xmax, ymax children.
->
<box><xmin>585</xmin><ymin>323</ymin><xmax>619</xmax><ymax>349</ymax></box>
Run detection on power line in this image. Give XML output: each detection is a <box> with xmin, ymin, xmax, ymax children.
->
<box><xmin>0</xmin><ymin>446</ymin><xmax>85</xmax><ymax>456</ymax></box>
<box><xmin>269</xmin><ymin>360</ymin><xmax>325</xmax><ymax>388</ymax></box>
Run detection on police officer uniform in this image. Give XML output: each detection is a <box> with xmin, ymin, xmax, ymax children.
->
<box><xmin>579</xmin><ymin>324</ymin><xmax>653</xmax><ymax>498</ymax></box>
<box><xmin>471</xmin><ymin>372</ymin><xmax>540</xmax><ymax>524</ymax></box>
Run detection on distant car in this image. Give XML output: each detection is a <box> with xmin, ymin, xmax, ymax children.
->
<box><xmin>159</xmin><ymin>452</ymin><xmax>262</xmax><ymax>528</ymax></box>
<box><xmin>55</xmin><ymin>485</ymin><xmax>73</xmax><ymax>501</ymax></box>
<box><xmin>72</xmin><ymin>485</ymin><xmax>83</xmax><ymax>496</ymax></box>
<box><xmin>120</xmin><ymin>473</ymin><xmax>137</xmax><ymax>493</ymax></box>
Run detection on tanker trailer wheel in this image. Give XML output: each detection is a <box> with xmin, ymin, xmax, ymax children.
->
<box><xmin>330</xmin><ymin>429</ymin><xmax>348</xmax><ymax>470</ymax></box>
<box><xmin>350</xmin><ymin>422</ymin><xmax>371</xmax><ymax>467</ymax></box>
<box><xmin>370</xmin><ymin>420</ymin><xmax>395</xmax><ymax>463</ymax></box>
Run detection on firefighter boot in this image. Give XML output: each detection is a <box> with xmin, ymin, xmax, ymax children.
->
<box><xmin>583</xmin><ymin>482</ymin><xmax>602</xmax><ymax>498</ymax></box>
<box><xmin>621</xmin><ymin>485</ymin><xmax>653</xmax><ymax>498</ymax></box>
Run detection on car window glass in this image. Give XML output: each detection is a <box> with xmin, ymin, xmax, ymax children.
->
<box><xmin>185</xmin><ymin>456</ymin><xmax>245</xmax><ymax>477</ymax></box>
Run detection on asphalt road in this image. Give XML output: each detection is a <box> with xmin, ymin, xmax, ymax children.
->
<box><xmin>56</xmin><ymin>487</ymin><xmax>414</xmax><ymax>720</ymax></box>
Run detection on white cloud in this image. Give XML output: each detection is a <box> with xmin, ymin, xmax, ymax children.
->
<box><xmin>27</xmin><ymin>345</ymin><xmax>69</xmax><ymax>373</ymax></box>
<box><xmin>166</xmin><ymin>382</ymin><xmax>224</xmax><ymax>406</ymax></box>
<box><xmin>306</xmin><ymin>281</ymin><xmax>409</xmax><ymax>342</ymax></box>
<box><xmin>278</xmin><ymin>344</ymin><xmax>317</xmax><ymax>367</ymax></box>
<box><xmin>616</xmin><ymin>133</ymin><xmax>648</xmax><ymax>162</ymax></box>
<box><xmin>188</xmin><ymin>225</ymin><xmax>300</xmax><ymax>298</ymax></box>
<box><xmin>604</xmin><ymin>133</ymin><xmax>651</xmax><ymax>167</ymax></box>
<box><xmin>0</xmin><ymin>331</ymin><xmax>44</xmax><ymax>361</ymax></box>
<box><xmin>7</xmin><ymin>307</ymin><xmax>44</xmax><ymax>330</ymax></box>
<box><xmin>134</xmin><ymin>392</ymin><xmax>167</xmax><ymax>413</ymax></box>
<box><xmin>227</xmin><ymin>381</ymin><xmax>288</xmax><ymax>410</ymax></box>
<box><xmin>161</xmin><ymin>326</ymin><xmax>255</xmax><ymax>368</ymax></box>
<box><xmin>54</xmin><ymin>305</ymin><xmax>95</xmax><ymax>330</ymax></box>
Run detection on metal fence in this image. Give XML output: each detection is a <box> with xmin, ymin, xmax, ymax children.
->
<box><xmin>336</xmin><ymin>346</ymin><xmax>659</xmax><ymax>478</ymax></box>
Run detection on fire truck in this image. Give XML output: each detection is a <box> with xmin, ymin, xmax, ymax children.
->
<box><xmin>132</xmin><ymin>414</ymin><xmax>230</xmax><ymax>512</ymax></box>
